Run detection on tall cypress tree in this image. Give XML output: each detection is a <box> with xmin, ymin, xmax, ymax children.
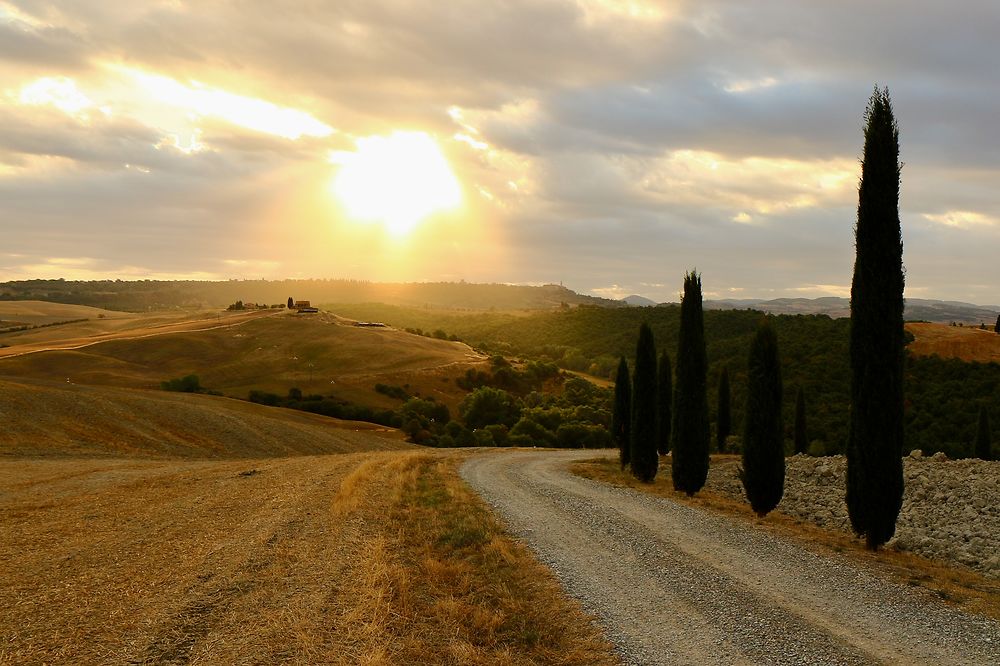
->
<box><xmin>846</xmin><ymin>87</ymin><xmax>905</xmax><ymax>551</ymax></box>
<box><xmin>741</xmin><ymin>320</ymin><xmax>785</xmax><ymax>517</ymax></box>
<box><xmin>794</xmin><ymin>386</ymin><xmax>808</xmax><ymax>455</ymax></box>
<box><xmin>672</xmin><ymin>271</ymin><xmax>710</xmax><ymax>495</ymax></box>
<box><xmin>631</xmin><ymin>323</ymin><xmax>658</xmax><ymax>482</ymax></box>
<box><xmin>657</xmin><ymin>351</ymin><xmax>672</xmax><ymax>455</ymax></box>
<box><xmin>995</xmin><ymin>314</ymin><xmax>1000</xmax><ymax>334</ymax></box>
<box><xmin>975</xmin><ymin>406</ymin><xmax>992</xmax><ymax>461</ymax></box>
<box><xmin>613</xmin><ymin>357</ymin><xmax>632</xmax><ymax>469</ymax></box>
<box><xmin>716</xmin><ymin>367</ymin><xmax>731</xmax><ymax>453</ymax></box>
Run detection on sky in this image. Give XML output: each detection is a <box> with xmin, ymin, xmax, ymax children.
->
<box><xmin>1</xmin><ymin>1</ymin><xmax>999</xmax><ymax>304</ymax></box>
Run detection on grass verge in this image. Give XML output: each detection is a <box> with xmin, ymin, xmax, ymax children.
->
<box><xmin>332</xmin><ymin>452</ymin><xmax>615</xmax><ymax>665</ymax></box>
<box><xmin>572</xmin><ymin>454</ymin><xmax>1000</xmax><ymax>623</ymax></box>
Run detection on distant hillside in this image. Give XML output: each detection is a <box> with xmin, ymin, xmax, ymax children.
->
<box><xmin>620</xmin><ymin>295</ymin><xmax>658</xmax><ymax>307</ymax></box>
<box><xmin>0</xmin><ymin>279</ymin><xmax>622</xmax><ymax>312</ymax></box>
<box><xmin>331</xmin><ymin>301</ymin><xmax>1000</xmax><ymax>458</ymax></box>
<box><xmin>0</xmin><ymin>310</ymin><xmax>484</xmax><ymax>413</ymax></box>
<box><xmin>0</xmin><ymin>301</ymin><xmax>125</xmax><ymax>327</ymax></box>
<box><xmin>706</xmin><ymin>296</ymin><xmax>999</xmax><ymax>324</ymax></box>
<box><xmin>0</xmin><ymin>377</ymin><xmax>409</xmax><ymax>458</ymax></box>
<box><xmin>907</xmin><ymin>322</ymin><xmax>1000</xmax><ymax>364</ymax></box>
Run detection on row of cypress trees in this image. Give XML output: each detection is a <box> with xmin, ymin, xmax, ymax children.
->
<box><xmin>613</xmin><ymin>89</ymin><xmax>990</xmax><ymax>544</ymax></box>
<box><xmin>612</xmin><ymin>273</ymin><xmax>789</xmax><ymax>515</ymax></box>
<box><xmin>613</xmin><ymin>272</ymin><xmax>713</xmax><ymax>494</ymax></box>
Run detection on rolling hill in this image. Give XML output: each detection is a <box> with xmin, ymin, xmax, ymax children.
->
<box><xmin>0</xmin><ymin>376</ymin><xmax>409</xmax><ymax>458</ymax></box>
<box><xmin>906</xmin><ymin>321</ymin><xmax>1000</xmax><ymax>364</ymax></box>
<box><xmin>0</xmin><ymin>306</ymin><xmax>486</xmax><ymax>412</ymax></box>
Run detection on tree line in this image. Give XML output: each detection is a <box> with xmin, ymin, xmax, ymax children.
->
<box><xmin>610</xmin><ymin>89</ymin><xmax>993</xmax><ymax>550</ymax></box>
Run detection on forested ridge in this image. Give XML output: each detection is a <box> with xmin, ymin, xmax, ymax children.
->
<box><xmin>331</xmin><ymin>302</ymin><xmax>1000</xmax><ymax>458</ymax></box>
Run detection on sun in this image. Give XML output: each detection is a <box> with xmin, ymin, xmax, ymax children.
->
<box><xmin>329</xmin><ymin>131</ymin><xmax>462</xmax><ymax>235</ymax></box>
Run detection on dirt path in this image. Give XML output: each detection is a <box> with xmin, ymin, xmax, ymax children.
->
<box><xmin>461</xmin><ymin>450</ymin><xmax>1000</xmax><ymax>665</ymax></box>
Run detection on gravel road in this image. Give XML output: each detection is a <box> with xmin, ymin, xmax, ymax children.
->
<box><xmin>461</xmin><ymin>449</ymin><xmax>1000</xmax><ymax>666</ymax></box>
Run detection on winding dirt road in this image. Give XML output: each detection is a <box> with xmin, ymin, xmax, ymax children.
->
<box><xmin>461</xmin><ymin>450</ymin><xmax>1000</xmax><ymax>665</ymax></box>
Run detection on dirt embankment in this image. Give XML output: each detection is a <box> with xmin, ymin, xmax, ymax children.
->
<box><xmin>705</xmin><ymin>454</ymin><xmax>1000</xmax><ymax>579</ymax></box>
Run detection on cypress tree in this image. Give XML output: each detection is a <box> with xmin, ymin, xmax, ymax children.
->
<box><xmin>672</xmin><ymin>271</ymin><xmax>710</xmax><ymax>495</ymax></box>
<box><xmin>287</xmin><ymin>296</ymin><xmax>294</xmax><ymax>309</ymax></box>
<box><xmin>794</xmin><ymin>386</ymin><xmax>808</xmax><ymax>455</ymax></box>
<box><xmin>631</xmin><ymin>323</ymin><xmax>658</xmax><ymax>482</ymax></box>
<box><xmin>741</xmin><ymin>320</ymin><xmax>785</xmax><ymax>517</ymax></box>
<box><xmin>612</xmin><ymin>357</ymin><xmax>632</xmax><ymax>469</ymax></box>
<box><xmin>657</xmin><ymin>351</ymin><xmax>672</xmax><ymax>455</ymax></box>
<box><xmin>716</xmin><ymin>367</ymin><xmax>731</xmax><ymax>453</ymax></box>
<box><xmin>975</xmin><ymin>406</ymin><xmax>992</xmax><ymax>461</ymax></box>
<box><xmin>846</xmin><ymin>87</ymin><xmax>905</xmax><ymax>551</ymax></box>
<box><xmin>995</xmin><ymin>314</ymin><xmax>1000</xmax><ymax>334</ymax></box>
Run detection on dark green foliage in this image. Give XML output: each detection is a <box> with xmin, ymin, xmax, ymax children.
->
<box><xmin>657</xmin><ymin>351</ymin><xmax>672</xmax><ymax>455</ymax></box>
<box><xmin>556</xmin><ymin>423</ymin><xmax>613</xmax><ymax>449</ymax></box>
<box><xmin>375</xmin><ymin>383</ymin><xmax>411</xmax><ymax>400</ymax></box>
<box><xmin>672</xmin><ymin>271</ymin><xmax>710</xmax><ymax>496</ymax></box>
<box><xmin>287</xmin><ymin>296</ymin><xmax>293</xmax><ymax>309</ymax></box>
<box><xmin>613</xmin><ymin>357</ymin><xmax>632</xmax><ymax>468</ymax></box>
<box><xmin>249</xmin><ymin>390</ymin><xmax>401</xmax><ymax>428</ymax></box>
<box><xmin>904</xmin><ymin>355</ymin><xmax>1000</xmax><ymax>457</ymax></box>
<box><xmin>740</xmin><ymin>321</ymin><xmax>785</xmax><ymax>517</ymax></box>
<box><xmin>976</xmin><ymin>406</ymin><xmax>992</xmax><ymax>460</ymax></box>
<box><xmin>460</xmin><ymin>387</ymin><xmax>522</xmax><ymax>430</ymax></box>
<box><xmin>288</xmin><ymin>387</ymin><xmax>303</xmax><ymax>401</ymax></box>
<box><xmin>716</xmin><ymin>367</ymin><xmax>731</xmax><ymax>452</ymax></box>
<box><xmin>630</xmin><ymin>324</ymin><xmax>659</xmax><ymax>482</ymax></box>
<box><xmin>995</xmin><ymin>315</ymin><xmax>1000</xmax><ymax>334</ymax></box>
<box><xmin>794</xmin><ymin>387</ymin><xmax>807</xmax><ymax>455</ymax></box>
<box><xmin>334</xmin><ymin>301</ymin><xmax>851</xmax><ymax>452</ymax></box>
<box><xmin>161</xmin><ymin>374</ymin><xmax>202</xmax><ymax>393</ymax></box>
<box><xmin>847</xmin><ymin>87</ymin><xmax>905</xmax><ymax>550</ymax></box>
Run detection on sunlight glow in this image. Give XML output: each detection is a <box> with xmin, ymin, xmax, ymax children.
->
<box><xmin>120</xmin><ymin>68</ymin><xmax>333</xmax><ymax>140</ymax></box>
<box><xmin>329</xmin><ymin>131</ymin><xmax>462</xmax><ymax>235</ymax></box>
<box><xmin>19</xmin><ymin>77</ymin><xmax>99</xmax><ymax>117</ymax></box>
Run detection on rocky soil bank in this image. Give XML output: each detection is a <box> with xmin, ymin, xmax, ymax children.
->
<box><xmin>706</xmin><ymin>454</ymin><xmax>1000</xmax><ymax>578</ymax></box>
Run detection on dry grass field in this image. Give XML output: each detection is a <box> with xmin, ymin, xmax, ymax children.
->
<box><xmin>0</xmin><ymin>302</ymin><xmax>127</xmax><ymax>327</ymax></box>
<box><xmin>0</xmin><ymin>377</ymin><xmax>407</xmax><ymax>458</ymax></box>
<box><xmin>906</xmin><ymin>321</ymin><xmax>1000</xmax><ymax>363</ymax></box>
<box><xmin>0</xmin><ymin>303</ymin><xmax>486</xmax><ymax>412</ymax></box>
<box><xmin>0</xmin><ymin>450</ymin><xmax>614</xmax><ymax>664</ymax></box>
<box><xmin>0</xmin><ymin>301</ymin><xmax>612</xmax><ymax>663</ymax></box>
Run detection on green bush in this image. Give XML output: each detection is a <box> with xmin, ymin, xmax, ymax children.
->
<box><xmin>161</xmin><ymin>374</ymin><xmax>203</xmax><ymax>393</ymax></box>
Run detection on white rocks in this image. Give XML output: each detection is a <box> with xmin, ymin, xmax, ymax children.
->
<box><xmin>706</xmin><ymin>455</ymin><xmax>1000</xmax><ymax>579</ymax></box>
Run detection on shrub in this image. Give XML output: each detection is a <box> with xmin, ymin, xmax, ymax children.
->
<box><xmin>161</xmin><ymin>374</ymin><xmax>202</xmax><ymax>393</ymax></box>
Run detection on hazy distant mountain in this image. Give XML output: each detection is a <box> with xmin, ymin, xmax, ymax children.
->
<box><xmin>704</xmin><ymin>296</ymin><xmax>999</xmax><ymax>325</ymax></box>
<box><xmin>621</xmin><ymin>295</ymin><xmax>658</xmax><ymax>307</ymax></box>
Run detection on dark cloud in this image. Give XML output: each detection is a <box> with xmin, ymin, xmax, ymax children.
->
<box><xmin>0</xmin><ymin>20</ymin><xmax>90</xmax><ymax>68</ymax></box>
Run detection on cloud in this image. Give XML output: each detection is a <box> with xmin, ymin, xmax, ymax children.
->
<box><xmin>1</xmin><ymin>0</ymin><xmax>999</xmax><ymax>301</ymax></box>
<box><xmin>923</xmin><ymin>210</ymin><xmax>997</xmax><ymax>229</ymax></box>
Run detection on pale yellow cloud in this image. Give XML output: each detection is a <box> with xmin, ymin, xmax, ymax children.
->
<box><xmin>3</xmin><ymin>257</ymin><xmax>223</xmax><ymax>281</ymax></box>
<box><xmin>577</xmin><ymin>0</ymin><xmax>670</xmax><ymax>25</ymax></box>
<box><xmin>637</xmin><ymin>149</ymin><xmax>858</xmax><ymax>220</ymax></box>
<box><xmin>116</xmin><ymin>66</ymin><xmax>334</xmax><ymax>140</ymax></box>
<box><xmin>790</xmin><ymin>284</ymin><xmax>851</xmax><ymax>298</ymax></box>
<box><xmin>923</xmin><ymin>210</ymin><xmax>997</xmax><ymax>228</ymax></box>
<box><xmin>723</xmin><ymin>76</ymin><xmax>779</xmax><ymax>94</ymax></box>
